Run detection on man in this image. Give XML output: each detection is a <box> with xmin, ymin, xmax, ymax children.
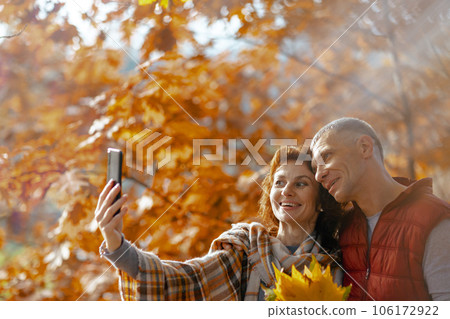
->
<box><xmin>310</xmin><ymin>117</ymin><xmax>450</xmax><ymax>301</ymax></box>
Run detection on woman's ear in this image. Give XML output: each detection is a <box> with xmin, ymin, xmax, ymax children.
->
<box><xmin>316</xmin><ymin>202</ymin><xmax>323</xmax><ymax>212</ymax></box>
<box><xmin>357</xmin><ymin>135</ymin><xmax>374</xmax><ymax>159</ymax></box>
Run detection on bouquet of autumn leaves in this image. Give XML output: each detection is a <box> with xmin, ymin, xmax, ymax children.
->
<box><xmin>263</xmin><ymin>256</ymin><xmax>351</xmax><ymax>301</ymax></box>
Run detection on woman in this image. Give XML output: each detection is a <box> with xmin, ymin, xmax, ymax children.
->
<box><xmin>95</xmin><ymin>146</ymin><xmax>344</xmax><ymax>300</ymax></box>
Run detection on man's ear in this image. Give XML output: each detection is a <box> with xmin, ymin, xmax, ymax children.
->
<box><xmin>356</xmin><ymin>135</ymin><xmax>374</xmax><ymax>159</ymax></box>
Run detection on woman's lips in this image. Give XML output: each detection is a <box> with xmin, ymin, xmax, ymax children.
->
<box><xmin>279</xmin><ymin>202</ymin><xmax>301</xmax><ymax>211</ymax></box>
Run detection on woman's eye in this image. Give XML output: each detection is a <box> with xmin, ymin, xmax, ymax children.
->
<box><xmin>323</xmin><ymin>152</ymin><xmax>331</xmax><ymax>162</ymax></box>
<box><xmin>274</xmin><ymin>180</ymin><xmax>284</xmax><ymax>186</ymax></box>
<box><xmin>296</xmin><ymin>182</ymin><xmax>307</xmax><ymax>187</ymax></box>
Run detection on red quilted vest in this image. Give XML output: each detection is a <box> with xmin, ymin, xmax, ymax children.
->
<box><xmin>340</xmin><ymin>178</ymin><xmax>450</xmax><ymax>301</ymax></box>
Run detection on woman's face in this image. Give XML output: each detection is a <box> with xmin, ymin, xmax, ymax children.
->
<box><xmin>269</xmin><ymin>161</ymin><xmax>321</xmax><ymax>227</ymax></box>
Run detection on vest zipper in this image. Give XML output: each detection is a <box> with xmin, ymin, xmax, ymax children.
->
<box><xmin>365</xmin><ymin>267</ymin><xmax>370</xmax><ymax>280</ymax></box>
<box><xmin>361</xmin><ymin>247</ymin><xmax>371</xmax><ymax>301</ymax></box>
<box><xmin>364</xmin><ymin>223</ymin><xmax>372</xmax><ymax>301</ymax></box>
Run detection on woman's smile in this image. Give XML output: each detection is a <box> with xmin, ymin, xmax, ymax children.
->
<box><xmin>279</xmin><ymin>201</ymin><xmax>302</xmax><ymax>210</ymax></box>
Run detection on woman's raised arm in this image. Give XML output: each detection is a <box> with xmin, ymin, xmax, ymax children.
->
<box><xmin>95</xmin><ymin>181</ymin><xmax>248</xmax><ymax>300</ymax></box>
<box><xmin>95</xmin><ymin>180</ymin><xmax>128</xmax><ymax>251</ymax></box>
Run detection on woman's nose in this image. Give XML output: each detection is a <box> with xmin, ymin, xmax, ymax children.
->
<box><xmin>281</xmin><ymin>183</ymin><xmax>294</xmax><ymax>196</ymax></box>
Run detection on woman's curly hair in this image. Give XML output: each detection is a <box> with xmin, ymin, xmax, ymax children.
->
<box><xmin>258</xmin><ymin>146</ymin><xmax>344</xmax><ymax>254</ymax></box>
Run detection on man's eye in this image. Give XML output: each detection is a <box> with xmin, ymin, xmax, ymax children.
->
<box><xmin>322</xmin><ymin>152</ymin><xmax>330</xmax><ymax>161</ymax></box>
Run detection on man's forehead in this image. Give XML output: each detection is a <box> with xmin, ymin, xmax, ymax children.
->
<box><xmin>312</xmin><ymin>132</ymin><xmax>337</xmax><ymax>153</ymax></box>
<box><xmin>311</xmin><ymin>132</ymin><xmax>340</xmax><ymax>169</ymax></box>
<box><xmin>312</xmin><ymin>130</ymin><xmax>358</xmax><ymax>159</ymax></box>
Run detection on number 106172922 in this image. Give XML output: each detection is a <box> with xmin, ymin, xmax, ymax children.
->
<box><xmin>372</xmin><ymin>305</ymin><xmax>438</xmax><ymax>316</ymax></box>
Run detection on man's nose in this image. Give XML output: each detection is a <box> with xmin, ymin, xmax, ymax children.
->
<box><xmin>315</xmin><ymin>165</ymin><xmax>327</xmax><ymax>183</ymax></box>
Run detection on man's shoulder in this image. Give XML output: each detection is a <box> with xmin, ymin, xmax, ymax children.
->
<box><xmin>390</xmin><ymin>191</ymin><xmax>450</xmax><ymax>233</ymax></box>
<box><xmin>342</xmin><ymin>192</ymin><xmax>449</xmax><ymax>230</ymax></box>
<box><xmin>391</xmin><ymin>177</ymin><xmax>449</xmax><ymax>216</ymax></box>
<box><xmin>405</xmin><ymin>177</ymin><xmax>447</xmax><ymax>204</ymax></box>
<box><xmin>405</xmin><ymin>191</ymin><xmax>450</xmax><ymax>215</ymax></box>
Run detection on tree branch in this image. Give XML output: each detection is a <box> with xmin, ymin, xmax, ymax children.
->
<box><xmin>383</xmin><ymin>0</ymin><xmax>416</xmax><ymax>179</ymax></box>
<box><xmin>280</xmin><ymin>51</ymin><xmax>396</xmax><ymax>109</ymax></box>
<box><xmin>428</xmin><ymin>40</ymin><xmax>450</xmax><ymax>79</ymax></box>
<box><xmin>0</xmin><ymin>24</ymin><xmax>28</xmax><ymax>40</ymax></box>
<box><xmin>236</xmin><ymin>36</ymin><xmax>396</xmax><ymax>109</ymax></box>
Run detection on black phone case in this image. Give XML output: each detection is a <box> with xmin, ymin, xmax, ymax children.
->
<box><xmin>107</xmin><ymin>148</ymin><xmax>123</xmax><ymax>215</ymax></box>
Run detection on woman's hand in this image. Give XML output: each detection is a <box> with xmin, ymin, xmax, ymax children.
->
<box><xmin>95</xmin><ymin>180</ymin><xmax>128</xmax><ymax>252</ymax></box>
<box><xmin>221</xmin><ymin>243</ymin><xmax>233</xmax><ymax>251</ymax></box>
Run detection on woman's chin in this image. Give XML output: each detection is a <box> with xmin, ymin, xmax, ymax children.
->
<box><xmin>275</xmin><ymin>209</ymin><xmax>318</xmax><ymax>229</ymax></box>
<box><xmin>278</xmin><ymin>213</ymin><xmax>303</xmax><ymax>225</ymax></box>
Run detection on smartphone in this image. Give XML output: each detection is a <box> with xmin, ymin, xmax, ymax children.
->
<box><xmin>107</xmin><ymin>148</ymin><xmax>123</xmax><ymax>216</ymax></box>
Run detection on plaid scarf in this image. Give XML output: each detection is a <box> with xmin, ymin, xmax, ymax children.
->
<box><xmin>118</xmin><ymin>222</ymin><xmax>339</xmax><ymax>301</ymax></box>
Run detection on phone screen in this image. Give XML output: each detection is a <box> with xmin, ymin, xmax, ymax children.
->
<box><xmin>107</xmin><ymin>148</ymin><xmax>123</xmax><ymax>215</ymax></box>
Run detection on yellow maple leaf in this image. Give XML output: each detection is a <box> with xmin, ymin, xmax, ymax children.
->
<box><xmin>138</xmin><ymin>0</ymin><xmax>187</xmax><ymax>9</ymax></box>
<box><xmin>138</xmin><ymin>0</ymin><xmax>159</xmax><ymax>6</ymax></box>
<box><xmin>266</xmin><ymin>256</ymin><xmax>351</xmax><ymax>301</ymax></box>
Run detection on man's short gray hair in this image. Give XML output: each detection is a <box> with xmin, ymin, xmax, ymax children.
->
<box><xmin>312</xmin><ymin>117</ymin><xmax>384</xmax><ymax>160</ymax></box>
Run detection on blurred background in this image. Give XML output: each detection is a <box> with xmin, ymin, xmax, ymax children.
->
<box><xmin>0</xmin><ymin>0</ymin><xmax>449</xmax><ymax>300</ymax></box>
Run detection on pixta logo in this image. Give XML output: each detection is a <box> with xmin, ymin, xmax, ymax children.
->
<box><xmin>126</xmin><ymin>129</ymin><xmax>172</xmax><ymax>176</ymax></box>
<box><xmin>192</xmin><ymin>138</ymin><xmax>321</xmax><ymax>166</ymax></box>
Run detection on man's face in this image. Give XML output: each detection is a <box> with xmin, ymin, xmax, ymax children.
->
<box><xmin>311</xmin><ymin>132</ymin><xmax>364</xmax><ymax>203</ymax></box>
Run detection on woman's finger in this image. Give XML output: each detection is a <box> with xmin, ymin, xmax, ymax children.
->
<box><xmin>98</xmin><ymin>183</ymin><xmax>122</xmax><ymax>219</ymax></box>
<box><xmin>108</xmin><ymin>206</ymin><xmax>127</xmax><ymax>230</ymax></box>
<box><xmin>102</xmin><ymin>194</ymin><xmax>128</xmax><ymax>225</ymax></box>
<box><xmin>97</xmin><ymin>180</ymin><xmax>115</xmax><ymax>208</ymax></box>
<box><xmin>95</xmin><ymin>180</ymin><xmax>115</xmax><ymax>214</ymax></box>
<box><xmin>222</xmin><ymin>243</ymin><xmax>232</xmax><ymax>251</ymax></box>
